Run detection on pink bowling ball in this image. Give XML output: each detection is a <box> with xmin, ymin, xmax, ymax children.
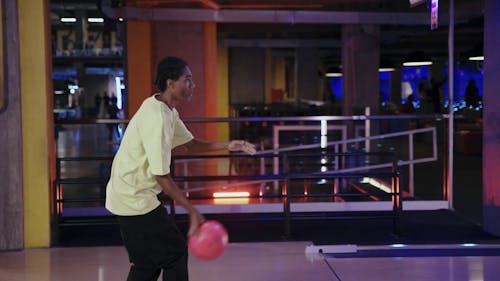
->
<box><xmin>188</xmin><ymin>220</ymin><xmax>228</xmax><ymax>260</ymax></box>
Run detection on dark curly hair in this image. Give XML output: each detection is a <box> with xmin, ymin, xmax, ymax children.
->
<box><xmin>154</xmin><ymin>56</ymin><xmax>189</xmax><ymax>92</ymax></box>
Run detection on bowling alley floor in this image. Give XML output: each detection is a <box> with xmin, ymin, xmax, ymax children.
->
<box><xmin>20</xmin><ymin>123</ymin><xmax>497</xmax><ymax>280</ymax></box>
<box><xmin>2</xmin><ymin>241</ymin><xmax>500</xmax><ymax>281</ymax></box>
<box><xmin>6</xmin><ymin>208</ymin><xmax>500</xmax><ymax>281</ymax></box>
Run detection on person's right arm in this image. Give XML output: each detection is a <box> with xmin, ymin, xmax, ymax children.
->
<box><xmin>155</xmin><ymin>174</ymin><xmax>205</xmax><ymax>236</ymax></box>
<box><xmin>183</xmin><ymin>139</ymin><xmax>256</xmax><ymax>155</ymax></box>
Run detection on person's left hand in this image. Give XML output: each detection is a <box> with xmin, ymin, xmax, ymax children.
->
<box><xmin>187</xmin><ymin>209</ymin><xmax>205</xmax><ymax>237</ymax></box>
<box><xmin>228</xmin><ymin>140</ymin><xmax>256</xmax><ymax>155</ymax></box>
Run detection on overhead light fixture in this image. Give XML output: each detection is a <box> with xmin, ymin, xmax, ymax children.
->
<box><xmin>403</xmin><ymin>51</ymin><xmax>433</xmax><ymax>67</ymax></box>
<box><xmin>463</xmin><ymin>43</ymin><xmax>483</xmax><ymax>62</ymax></box>
<box><xmin>325</xmin><ymin>72</ymin><xmax>342</xmax><ymax>77</ymax></box>
<box><xmin>403</xmin><ymin>61</ymin><xmax>433</xmax><ymax>66</ymax></box>
<box><xmin>88</xmin><ymin>17</ymin><xmax>104</xmax><ymax>23</ymax></box>
<box><xmin>468</xmin><ymin>56</ymin><xmax>484</xmax><ymax>61</ymax></box>
<box><xmin>325</xmin><ymin>66</ymin><xmax>342</xmax><ymax>77</ymax></box>
<box><xmin>379</xmin><ymin>59</ymin><xmax>396</xmax><ymax>72</ymax></box>
<box><xmin>60</xmin><ymin>17</ymin><xmax>77</xmax><ymax>23</ymax></box>
<box><xmin>379</xmin><ymin>68</ymin><xmax>396</xmax><ymax>72</ymax></box>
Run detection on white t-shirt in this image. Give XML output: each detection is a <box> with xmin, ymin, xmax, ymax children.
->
<box><xmin>105</xmin><ymin>95</ymin><xmax>194</xmax><ymax>216</ymax></box>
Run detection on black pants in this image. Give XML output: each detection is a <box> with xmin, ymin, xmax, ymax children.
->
<box><xmin>118</xmin><ymin>205</ymin><xmax>189</xmax><ymax>281</ymax></box>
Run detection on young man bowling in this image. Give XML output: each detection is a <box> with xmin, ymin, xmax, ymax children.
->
<box><xmin>106</xmin><ymin>56</ymin><xmax>256</xmax><ymax>281</ymax></box>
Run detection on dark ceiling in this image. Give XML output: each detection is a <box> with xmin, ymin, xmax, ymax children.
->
<box><xmin>51</xmin><ymin>0</ymin><xmax>484</xmax><ymax>66</ymax></box>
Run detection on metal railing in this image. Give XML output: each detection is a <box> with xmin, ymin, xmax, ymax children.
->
<box><xmin>170</xmin><ymin>151</ymin><xmax>402</xmax><ymax>237</ymax></box>
<box><xmin>51</xmin><ymin>113</ymin><xmax>450</xmax><ymax>243</ymax></box>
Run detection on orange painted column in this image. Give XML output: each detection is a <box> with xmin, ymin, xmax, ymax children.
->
<box><xmin>126</xmin><ymin>20</ymin><xmax>152</xmax><ymax>116</ymax></box>
<box><xmin>203</xmin><ymin>22</ymin><xmax>224</xmax><ymax>177</ymax></box>
<box><xmin>204</xmin><ymin>22</ymin><xmax>218</xmax><ymax>141</ymax></box>
<box><xmin>216</xmin><ymin>47</ymin><xmax>229</xmax><ymax>141</ymax></box>
<box><xmin>215</xmin><ymin>44</ymin><xmax>231</xmax><ymax>175</ymax></box>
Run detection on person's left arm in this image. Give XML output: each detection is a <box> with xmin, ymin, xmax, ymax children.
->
<box><xmin>182</xmin><ymin>139</ymin><xmax>256</xmax><ymax>155</ymax></box>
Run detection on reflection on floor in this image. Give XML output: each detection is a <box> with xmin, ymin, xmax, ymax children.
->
<box><xmin>2</xmin><ymin>241</ymin><xmax>500</xmax><ymax>281</ymax></box>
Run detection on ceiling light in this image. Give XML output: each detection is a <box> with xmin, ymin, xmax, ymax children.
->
<box><xmin>402</xmin><ymin>61</ymin><xmax>433</xmax><ymax>66</ymax></box>
<box><xmin>379</xmin><ymin>59</ymin><xmax>396</xmax><ymax>72</ymax></box>
<box><xmin>468</xmin><ymin>56</ymin><xmax>484</xmax><ymax>61</ymax></box>
<box><xmin>325</xmin><ymin>66</ymin><xmax>342</xmax><ymax>77</ymax></box>
<box><xmin>88</xmin><ymin>17</ymin><xmax>104</xmax><ymax>23</ymax></box>
<box><xmin>403</xmin><ymin>51</ymin><xmax>433</xmax><ymax>67</ymax></box>
<box><xmin>60</xmin><ymin>17</ymin><xmax>77</xmax><ymax>23</ymax></box>
<box><xmin>325</xmin><ymin>72</ymin><xmax>342</xmax><ymax>77</ymax></box>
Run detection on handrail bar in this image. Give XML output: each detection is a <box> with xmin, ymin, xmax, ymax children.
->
<box><xmin>171</xmin><ymin>172</ymin><xmax>397</xmax><ymax>182</ymax></box>
<box><xmin>53</xmin><ymin>113</ymin><xmax>458</xmax><ymax>125</ymax></box>
<box><xmin>171</xmin><ymin>151</ymin><xmax>396</xmax><ymax>160</ymax></box>
<box><xmin>56</xmin><ymin>156</ymin><xmax>114</xmax><ymax>162</ymax></box>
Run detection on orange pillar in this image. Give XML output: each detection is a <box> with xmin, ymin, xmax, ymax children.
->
<box><xmin>204</xmin><ymin>22</ymin><xmax>218</xmax><ymax>141</ymax></box>
<box><xmin>216</xmin><ymin>47</ymin><xmax>230</xmax><ymax>140</ymax></box>
<box><xmin>126</xmin><ymin>20</ymin><xmax>152</xmax><ymax>116</ymax></box>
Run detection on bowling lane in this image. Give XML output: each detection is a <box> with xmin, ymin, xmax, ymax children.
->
<box><xmin>326</xmin><ymin>255</ymin><xmax>500</xmax><ymax>281</ymax></box>
<box><xmin>2</xmin><ymin>242</ymin><xmax>500</xmax><ymax>281</ymax></box>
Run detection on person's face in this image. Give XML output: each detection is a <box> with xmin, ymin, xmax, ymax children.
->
<box><xmin>168</xmin><ymin>66</ymin><xmax>195</xmax><ymax>101</ymax></box>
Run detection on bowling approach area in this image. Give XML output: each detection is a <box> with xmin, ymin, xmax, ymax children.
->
<box><xmin>2</xmin><ymin>241</ymin><xmax>500</xmax><ymax>281</ymax></box>
<box><xmin>3</xmin><ymin>208</ymin><xmax>500</xmax><ymax>281</ymax></box>
<box><xmin>7</xmin><ymin>116</ymin><xmax>496</xmax><ymax>280</ymax></box>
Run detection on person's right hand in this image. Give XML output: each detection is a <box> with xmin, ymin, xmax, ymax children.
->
<box><xmin>228</xmin><ymin>140</ymin><xmax>256</xmax><ymax>155</ymax></box>
<box><xmin>187</xmin><ymin>209</ymin><xmax>205</xmax><ymax>236</ymax></box>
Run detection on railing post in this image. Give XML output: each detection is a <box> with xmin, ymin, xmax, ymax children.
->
<box><xmin>364</xmin><ymin>107</ymin><xmax>371</xmax><ymax>152</ymax></box>
<box><xmin>282</xmin><ymin>154</ymin><xmax>291</xmax><ymax>239</ymax></box>
<box><xmin>259</xmin><ymin>140</ymin><xmax>265</xmax><ymax>196</ymax></box>
<box><xmin>273</xmin><ymin>126</ymin><xmax>280</xmax><ymax>192</ymax></box>
<box><xmin>392</xmin><ymin>155</ymin><xmax>402</xmax><ymax>235</ymax></box>
<box><xmin>408</xmin><ymin>132</ymin><xmax>414</xmax><ymax>197</ymax></box>
<box><xmin>55</xmin><ymin>157</ymin><xmax>61</xmax><ymax>180</ymax></box>
<box><xmin>51</xmin><ymin>159</ymin><xmax>60</xmax><ymax>246</ymax></box>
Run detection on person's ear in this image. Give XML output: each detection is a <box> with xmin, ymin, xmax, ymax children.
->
<box><xmin>166</xmin><ymin>78</ymin><xmax>173</xmax><ymax>89</ymax></box>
